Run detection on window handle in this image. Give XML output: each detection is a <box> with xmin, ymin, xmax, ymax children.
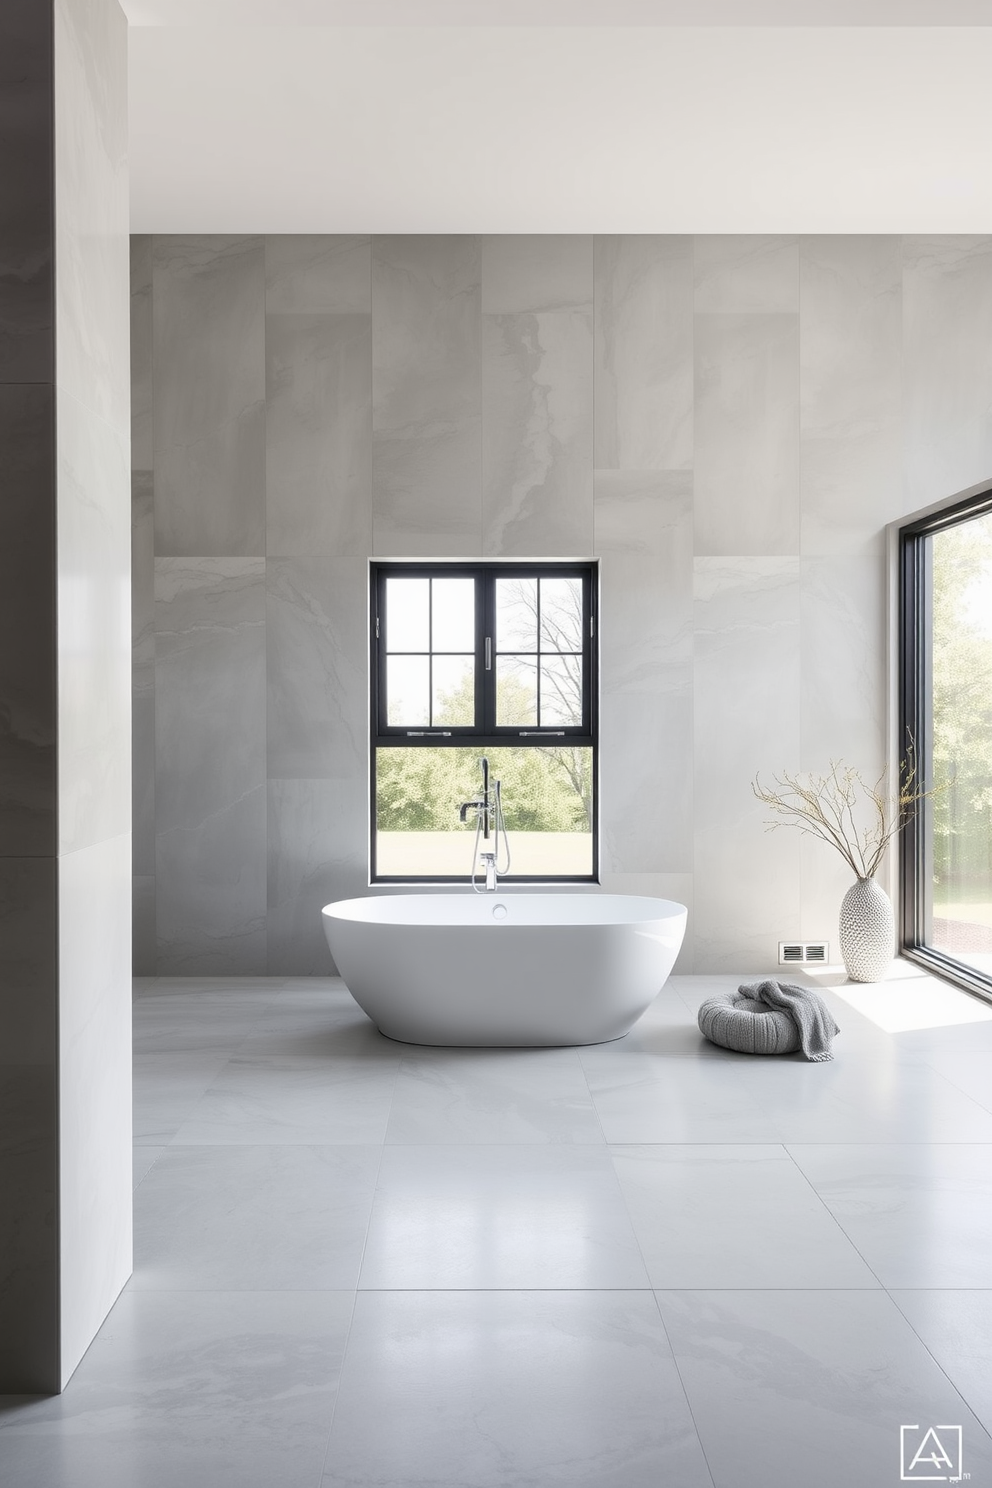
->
<box><xmin>406</xmin><ymin>731</ymin><xmax>452</xmax><ymax>738</ymax></box>
<box><xmin>485</xmin><ymin>637</ymin><xmax>492</xmax><ymax>671</ymax></box>
<box><xmin>519</xmin><ymin>731</ymin><xmax>566</xmax><ymax>737</ymax></box>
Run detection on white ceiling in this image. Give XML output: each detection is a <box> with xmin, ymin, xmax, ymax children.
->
<box><xmin>125</xmin><ymin>4</ymin><xmax>992</xmax><ymax>233</ymax></box>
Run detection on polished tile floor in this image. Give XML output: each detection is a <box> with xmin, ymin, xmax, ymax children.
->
<box><xmin>3</xmin><ymin>966</ymin><xmax>992</xmax><ymax>1487</ymax></box>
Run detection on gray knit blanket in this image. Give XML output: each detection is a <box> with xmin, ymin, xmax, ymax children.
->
<box><xmin>738</xmin><ymin>979</ymin><xmax>840</xmax><ymax>1061</ymax></box>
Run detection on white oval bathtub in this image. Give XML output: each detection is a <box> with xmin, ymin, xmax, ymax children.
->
<box><xmin>321</xmin><ymin>894</ymin><xmax>687</xmax><ymax>1047</ymax></box>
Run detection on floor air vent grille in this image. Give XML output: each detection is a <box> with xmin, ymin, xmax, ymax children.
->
<box><xmin>778</xmin><ymin>941</ymin><xmax>829</xmax><ymax>966</ymax></box>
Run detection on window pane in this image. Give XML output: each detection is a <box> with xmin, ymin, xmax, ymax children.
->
<box><xmin>386</xmin><ymin>654</ymin><xmax>429</xmax><ymax>726</ymax></box>
<box><xmin>432</xmin><ymin>655</ymin><xmax>475</xmax><ymax>726</ymax></box>
<box><xmin>375</xmin><ymin>746</ymin><xmax>593</xmax><ymax>878</ymax></box>
<box><xmin>539</xmin><ymin>654</ymin><xmax>583</xmax><ymax>727</ymax></box>
<box><xmin>539</xmin><ymin>576</ymin><xmax>583</xmax><ymax>652</ymax></box>
<box><xmin>928</xmin><ymin>512</ymin><xmax>992</xmax><ymax>974</ymax></box>
<box><xmin>385</xmin><ymin>577</ymin><xmax>429</xmax><ymax>652</ymax></box>
<box><xmin>496</xmin><ymin>576</ymin><xmax>537</xmax><ymax>652</ymax></box>
<box><xmin>432</xmin><ymin>577</ymin><xmax>475</xmax><ymax>653</ymax></box>
<box><xmin>496</xmin><ymin>655</ymin><xmax>537</xmax><ymax>726</ymax></box>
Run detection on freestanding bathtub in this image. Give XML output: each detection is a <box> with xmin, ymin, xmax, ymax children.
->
<box><xmin>321</xmin><ymin>894</ymin><xmax>687</xmax><ymax>1047</ymax></box>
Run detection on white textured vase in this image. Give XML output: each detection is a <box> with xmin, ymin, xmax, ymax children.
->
<box><xmin>839</xmin><ymin>877</ymin><xmax>894</xmax><ymax>983</ymax></box>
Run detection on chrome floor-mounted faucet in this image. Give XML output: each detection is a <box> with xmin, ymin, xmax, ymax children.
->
<box><xmin>458</xmin><ymin>756</ymin><xmax>511</xmax><ymax>892</ymax></box>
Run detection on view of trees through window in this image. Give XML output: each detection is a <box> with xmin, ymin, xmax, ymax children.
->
<box><xmin>928</xmin><ymin>509</ymin><xmax>992</xmax><ymax>972</ymax></box>
<box><xmin>373</xmin><ymin>565</ymin><xmax>595</xmax><ymax>879</ymax></box>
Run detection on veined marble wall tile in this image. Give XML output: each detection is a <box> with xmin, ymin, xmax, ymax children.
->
<box><xmin>0</xmin><ymin>1063</ymin><xmax>58</xmax><ymax>1390</ymax></box>
<box><xmin>693</xmin><ymin>558</ymin><xmax>802</xmax><ymax>971</ymax></box>
<box><xmin>267</xmin><ymin>779</ymin><xmax>367</xmax><ymax>974</ymax></box>
<box><xmin>903</xmin><ymin>236</ymin><xmax>992</xmax><ymax>509</ymax></box>
<box><xmin>58</xmin><ymin>830</ymin><xmax>132</xmax><ymax>1384</ymax></box>
<box><xmin>597</xmin><ymin>476</ymin><xmax>693</xmax><ymax>880</ymax></box>
<box><xmin>0</xmin><ymin>385</ymin><xmax>56</xmax><ymax>856</ymax></box>
<box><xmin>266</xmin><ymin>556</ymin><xmax>367</xmax><ymax>780</ymax></box>
<box><xmin>694</xmin><ymin>313</ymin><xmax>800</xmax><ymax>557</ymax></box>
<box><xmin>800</xmin><ymin>236</ymin><xmax>902</xmax><ymax>556</ymax></box>
<box><xmin>265</xmin><ymin>313</ymin><xmax>371</xmax><ymax>556</ymax></box>
<box><xmin>132</xmin><ymin>471</ymin><xmax>155</xmax><ymax>878</ymax></box>
<box><xmin>0</xmin><ymin>0</ymin><xmax>52</xmax><ymax>383</ymax></box>
<box><xmin>153</xmin><ymin>236</ymin><xmax>265</xmax><ymax>556</ymax></box>
<box><xmin>799</xmin><ymin>553</ymin><xmax>887</xmax><ymax>946</ymax></box>
<box><xmin>155</xmin><ymin>558</ymin><xmax>266</xmax><ymax>974</ymax></box>
<box><xmin>481</xmin><ymin>235</ymin><xmax>593</xmax><ymax>313</ymax></box>
<box><xmin>265</xmin><ymin>235</ymin><xmax>371</xmax><ymax>314</ymax></box>
<box><xmin>594</xmin><ymin>236</ymin><xmax>692</xmax><ymax>471</ymax></box>
<box><xmin>594</xmin><ymin>470</ymin><xmax>693</xmax><ymax>555</ymax></box>
<box><xmin>482</xmin><ymin>311</ymin><xmax>593</xmax><ymax>556</ymax></box>
<box><xmin>0</xmin><ymin>857</ymin><xmax>57</xmax><ymax>1064</ymax></box>
<box><xmin>694</xmin><ymin>235</ymin><xmax>799</xmax><ymax>313</ymax></box>
<box><xmin>130</xmin><ymin>235</ymin><xmax>153</xmax><ymax>471</ymax></box>
<box><xmin>372</xmin><ymin>235</ymin><xmax>482</xmax><ymax>556</ymax></box>
<box><xmin>600</xmin><ymin>691</ymin><xmax>692</xmax><ymax>875</ymax></box>
<box><xmin>53</xmin><ymin>0</ymin><xmax>129</xmax><ymax>439</ymax></box>
<box><xmin>133</xmin><ymin>873</ymin><xmax>156</xmax><ymax>977</ymax></box>
<box><xmin>57</xmin><ymin>387</ymin><xmax>131</xmax><ymax>856</ymax></box>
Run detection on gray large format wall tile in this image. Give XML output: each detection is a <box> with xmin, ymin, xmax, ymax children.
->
<box><xmin>132</xmin><ymin>471</ymin><xmax>155</xmax><ymax>879</ymax></box>
<box><xmin>694</xmin><ymin>235</ymin><xmax>799</xmax><ymax>313</ymax></box>
<box><xmin>265</xmin><ymin>313</ymin><xmax>371</xmax><ymax>556</ymax></box>
<box><xmin>694</xmin><ymin>312</ymin><xmax>800</xmax><ymax>556</ymax></box>
<box><xmin>903</xmin><ymin>235</ymin><xmax>992</xmax><ymax>509</ymax></box>
<box><xmin>130</xmin><ymin>234</ymin><xmax>153</xmax><ymax>470</ymax></box>
<box><xmin>483</xmin><ymin>309</ymin><xmax>593</xmax><ymax>555</ymax></box>
<box><xmin>267</xmin><ymin>779</ymin><xmax>367</xmax><ymax>973</ymax></box>
<box><xmin>693</xmin><ymin>558</ymin><xmax>802</xmax><ymax>969</ymax></box>
<box><xmin>0</xmin><ymin>1061</ymin><xmax>57</xmax><ymax>1388</ymax></box>
<box><xmin>800</xmin><ymin>236</ymin><xmax>902</xmax><ymax>555</ymax></box>
<box><xmin>155</xmin><ymin>558</ymin><xmax>267</xmax><ymax>973</ymax></box>
<box><xmin>0</xmin><ymin>0</ymin><xmax>52</xmax><ymax>384</ymax></box>
<box><xmin>153</xmin><ymin>236</ymin><xmax>265</xmax><ymax>556</ymax></box>
<box><xmin>596</xmin><ymin>472</ymin><xmax>693</xmax><ymax>877</ymax></box>
<box><xmin>265</xmin><ymin>234</ymin><xmax>371</xmax><ymax>315</ymax></box>
<box><xmin>266</xmin><ymin>556</ymin><xmax>367</xmax><ymax>780</ymax></box>
<box><xmin>594</xmin><ymin>236</ymin><xmax>693</xmax><ymax>471</ymax></box>
<box><xmin>0</xmin><ymin>384</ymin><xmax>56</xmax><ymax>857</ymax></box>
<box><xmin>372</xmin><ymin>235</ymin><xmax>482</xmax><ymax>555</ymax></box>
<box><xmin>481</xmin><ymin>235</ymin><xmax>593</xmax><ymax>314</ymax></box>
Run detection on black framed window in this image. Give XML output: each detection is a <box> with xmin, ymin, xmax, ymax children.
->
<box><xmin>371</xmin><ymin>561</ymin><xmax>598</xmax><ymax>883</ymax></box>
<box><xmin>900</xmin><ymin>484</ymin><xmax>992</xmax><ymax>1001</ymax></box>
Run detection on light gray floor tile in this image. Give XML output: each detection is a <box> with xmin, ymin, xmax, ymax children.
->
<box><xmin>732</xmin><ymin>1054</ymin><xmax>992</xmax><ymax>1141</ymax></box>
<box><xmin>656</xmin><ymin>1288</ymin><xmax>992</xmax><ymax>1488</ymax></box>
<box><xmin>384</xmin><ymin>1048</ymin><xmax>605</xmax><ymax>1145</ymax></box>
<box><xmin>891</xmin><ymin>1289</ymin><xmax>992</xmax><ymax>1436</ymax></box>
<box><xmin>612</xmin><ymin>1145</ymin><xmax>880</xmax><ymax>1289</ymax></box>
<box><xmin>359</xmin><ymin>1145</ymin><xmax>650</xmax><ymax>1289</ymax></box>
<box><xmin>132</xmin><ymin>992</ymin><xmax>269</xmax><ymax>1055</ymax></box>
<box><xmin>132</xmin><ymin>1052</ymin><xmax>230</xmax><ymax>1143</ymax></box>
<box><xmin>132</xmin><ymin>1147</ymin><xmax>164</xmax><ymax>1190</ymax></box>
<box><xmin>132</xmin><ymin>1144</ymin><xmax>381</xmax><ymax>1290</ymax></box>
<box><xmin>788</xmin><ymin>1143</ymin><xmax>992</xmax><ymax>1287</ymax></box>
<box><xmin>320</xmin><ymin>1290</ymin><xmax>714</xmax><ymax>1488</ymax></box>
<box><xmin>172</xmin><ymin>1054</ymin><xmax>398</xmax><ymax>1144</ymax></box>
<box><xmin>917</xmin><ymin>1049</ymin><xmax>992</xmax><ymax>1113</ymax></box>
<box><xmin>582</xmin><ymin>1053</ymin><xmax>783</xmax><ymax>1142</ymax></box>
<box><xmin>0</xmin><ymin>1291</ymin><xmax>349</xmax><ymax>1488</ymax></box>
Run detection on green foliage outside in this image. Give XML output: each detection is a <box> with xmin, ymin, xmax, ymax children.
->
<box><xmin>932</xmin><ymin>514</ymin><xmax>992</xmax><ymax>894</ymax></box>
<box><xmin>377</xmin><ymin>668</ymin><xmax>591</xmax><ymax>833</ymax></box>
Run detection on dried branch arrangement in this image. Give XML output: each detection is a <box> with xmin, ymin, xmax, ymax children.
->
<box><xmin>751</xmin><ymin>743</ymin><xmax>938</xmax><ymax>881</ymax></box>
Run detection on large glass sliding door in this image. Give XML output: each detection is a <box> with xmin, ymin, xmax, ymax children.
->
<box><xmin>901</xmin><ymin>489</ymin><xmax>992</xmax><ymax>996</ymax></box>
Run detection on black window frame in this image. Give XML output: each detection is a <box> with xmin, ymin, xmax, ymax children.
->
<box><xmin>899</xmin><ymin>482</ymin><xmax>992</xmax><ymax>1003</ymax></box>
<box><xmin>370</xmin><ymin>559</ymin><xmax>599</xmax><ymax>885</ymax></box>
